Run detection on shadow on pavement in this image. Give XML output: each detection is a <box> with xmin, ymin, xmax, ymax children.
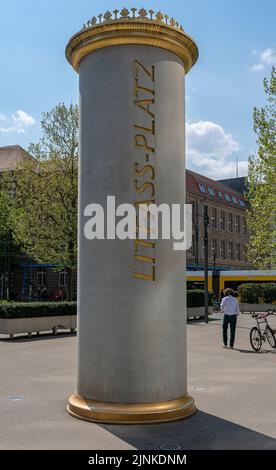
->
<box><xmin>0</xmin><ymin>331</ymin><xmax>77</xmax><ymax>343</ymax></box>
<box><xmin>101</xmin><ymin>410</ymin><xmax>276</xmax><ymax>450</ymax></box>
<box><xmin>187</xmin><ymin>318</ymin><xmax>220</xmax><ymax>324</ymax></box>
<box><xmin>237</xmin><ymin>348</ymin><xmax>271</xmax><ymax>354</ymax></box>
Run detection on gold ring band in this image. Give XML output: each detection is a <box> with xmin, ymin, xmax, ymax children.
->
<box><xmin>66</xmin><ymin>21</ymin><xmax>198</xmax><ymax>73</ymax></box>
<box><xmin>67</xmin><ymin>393</ymin><xmax>196</xmax><ymax>424</ymax></box>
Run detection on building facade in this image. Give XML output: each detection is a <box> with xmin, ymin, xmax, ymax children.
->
<box><xmin>186</xmin><ymin>170</ymin><xmax>251</xmax><ymax>270</ymax></box>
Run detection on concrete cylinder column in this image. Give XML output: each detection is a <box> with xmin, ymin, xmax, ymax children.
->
<box><xmin>66</xmin><ymin>9</ymin><xmax>198</xmax><ymax>423</ymax></box>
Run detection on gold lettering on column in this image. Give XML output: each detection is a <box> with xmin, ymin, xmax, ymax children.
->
<box><xmin>134</xmin><ymin>60</ymin><xmax>155</xmax><ymax>81</ymax></box>
<box><xmin>134</xmin><ymin>134</ymin><xmax>155</xmax><ymax>152</ymax></box>
<box><xmin>133</xmin><ymin>59</ymin><xmax>156</xmax><ymax>282</ymax></box>
<box><xmin>134</xmin><ymin>99</ymin><xmax>155</xmax><ymax>118</ymax></box>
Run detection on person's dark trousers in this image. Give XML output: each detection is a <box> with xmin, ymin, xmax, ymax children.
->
<box><xmin>223</xmin><ymin>314</ymin><xmax>237</xmax><ymax>347</ymax></box>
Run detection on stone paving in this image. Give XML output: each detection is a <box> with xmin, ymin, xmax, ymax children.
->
<box><xmin>1</xmin><ymin>313</ymin><xmax>276</xmax><ymax>449</ymax></box>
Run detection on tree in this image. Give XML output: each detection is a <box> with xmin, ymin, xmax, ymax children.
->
<box><xmin>246</xmin><ymin>67</ymin><xmax>276</xmax><ymax>269</ymax></box>
<box><xmin>0</xmin><ymin>189</ymin><xmax>12</xmax><ymax>238</ymax></box>
<box><xmin>8</xmin><ymin>103</ymin><xmax>79</xmax><ymax>300</ymax></box>
<box><xmin>0</xmin><ymin>190</ymin><xmax>22</xmax><ymax>300</ymax></box>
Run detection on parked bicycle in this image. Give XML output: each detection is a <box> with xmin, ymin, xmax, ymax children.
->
<box><xmin>212</xmin><ymin>296</ymin><xmax>220</xmax><ymax>313</ymax></box>
<box><xmin>250</xmin><ymin>309</ymin><xmax>276</xmax><ymax>352</ymax></box>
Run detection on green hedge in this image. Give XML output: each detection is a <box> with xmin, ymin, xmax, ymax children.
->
<box><xmin>262</xmin><ymin>284</ymin><xmax>276</xmax><ymax>304</ymax></box>
<box><xmin>0</xmin><ymin>302</ymin><xmax>77</xmax><ymax>319</ymax></box>
<box><xmin>238</xmin><ymin>283</ymin><xmax>276</xmax><ymax>304</ymax></box>
<box><xmin>187</xmin><ymin>290</ymin><xmax>213</xmax><ymax>308</ymax></box>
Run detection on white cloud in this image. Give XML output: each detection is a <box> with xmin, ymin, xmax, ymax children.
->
<box><xmin>250</xmin><ymin>47</ymin><xmax>276</xmax><ymax>72</ymax></box>
<box><xmin>12</xmin><ymin>110</ymin><xmax>35</xmax><ymax>126</ymax></box>
<box><xmin>186</xmin><ymin>120</ymin><xmax>247</xmax><ymax>179</ymax></box>
<box><xmin>250</xmin><ymin>63</ymin><xmax>265</xmax><ymax>72</ymax></box>
<box><xmin>0</xmin><ymin>109</ymin><xmax>35</xmax><ymax>134</ymax></box>
<box><xmin>0</xmin><ymin>126</ymin><xmax>26</xmax><ymax>134</ymax></box>
<box><xmin>260</xmin><ymin>48</ymin><xmax>276</xmax><ymax>65</ymax></box>
<box><xmin>186</xmin><ymin>121</ymin><xmax>239</xmax><ymax>158</ymax></box>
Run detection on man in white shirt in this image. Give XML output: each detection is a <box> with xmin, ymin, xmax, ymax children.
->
<box><xmin>220</xmin><ymin>288</ymin><xmax>240</xmax><ymax>349</ymax></box>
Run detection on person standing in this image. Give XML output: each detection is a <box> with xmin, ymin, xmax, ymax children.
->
<box><xmin>220</xmin><ymin>288</ymin><xmax>240</xmax><ymax>349</ymax></box>
<box><xmin>41</xmin><ymin>287</ymin><xmax>48</xmax><ymax>302</ymax></box>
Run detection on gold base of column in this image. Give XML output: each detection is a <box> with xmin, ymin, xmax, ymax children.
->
<box><xmin>67</xmin><ymin>393</ymin><xmax>196</xmax><ymax>424</ymax></box>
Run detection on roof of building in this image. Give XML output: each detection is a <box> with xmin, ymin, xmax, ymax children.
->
<box><xmin>0</xmin><ymin>145</ymin><xmax>35</xmax><ymax>172</ymax></box>
<box><xmin>218</xmin><ymin>176</ymin><xmax>248</xmax><ymax>195</ymax></box>
<box><xmin>186</xmin><ymin>169</ymin><xmax>247</xmax><ymax>210</ymax></box>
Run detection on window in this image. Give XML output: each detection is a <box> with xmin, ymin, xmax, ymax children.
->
<box><xmin>220</xmin><ymin>211</ymin><xmax>225</xmax><ymax>230</ymax></box>
<box><xmin>191</xmin><ymin>234</ymin><xmax>196</xmax><ymax>256</ymax></box>
<box><xmin>232</xmin><ymin>196</ymin><xmax>238</xmax><ymax>205</ymax></box>
<box><xmin>236</xmin><ymin>243</ymin><xmax>241</xmax><ymax>261</ymax></box>
<box><xmin>199</xmin><ymin>184</ymin><xmax>206</xmax><ymax>193</ymax></box>
<box><xmin>37</xmin><ymin>268</ymin><xmax>46</xmax><ymax>287</ymax></box>
<box><xmin>59</xmin><ymin>268</ymin><xmax>68</xmax><ymax>287</ymax></box>
<box><xmin>212</xmin><ymin>239</ymin><xmax>218</xmax><ymax>258</ymax></box>
<box><xmin>211</xmin><ymin>208</ymin><xmax>217</xmax><ymax>229</ymax></box>
<box><xmin>239</xmin><ymin>199</ymin><xmax>245</xmax><ymax>208</ymax></box>
<box><xmin>224</xmin><ymin>193</ymin><xmax>230</xmax><ymax>202</ymax></box>
<box><xmin>208</xmin><ymin>187</ymin><xmax>215</xmax><ymax>197</ymax></box>
<box><xmin>228</xmin><ymin>213</ymin><xmax>233</xmax><ymax>232</ymax></box>
<box><xmin>218</xmin><ymin>191</ymin><xmax>223</xmax><ymax>199</ymax></box>
<box><xmin>229</xmin><ymin>242</ymin><xmax>234</xmax><ymax>260</ymax></box>
<box><xmin>242</xmin><ymin>217</ymin><xmax>247</xmax><ymax>235</ymax></box>
<box><xmin>221</xmin><ymin>240</ymin><xmax>227</xmax><ymax>259</ymax></box>
<box><xmin>191</xmin><ymin>201</ymin><xmax>197</xmax><ymax>224</ymax></box>
<box><xmin>235</xmin><ymin>215</ymin><xmax>240</xmax><ymax>233</ymax></box>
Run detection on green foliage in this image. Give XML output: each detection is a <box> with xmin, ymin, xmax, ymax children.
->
<box><xmin>187</xmin><ymin>290</ymin><xmax>213</xmax><ymax>308</ymax></box>
<box><xmin>261</xmin><ymin>284</ymin><xmax>276</xmax><ymax>303</ymax></box>
<box><xmin>246</xmin><ymin>67</ymin><xmax>276</xmax><ymax>269</ymax></box>
<box><xmin>0</xmin><ymin>190</ymin><xmax>13</xmax><ymax>238</ymax></box>
<box><xmin>0</xmin><ymin>301</ymin><xmax>77</xmax><ymax>319</ymax></box>
<box><xmin>238</xmin><ymin>283</ymin><xmax>276</xmax><ymax>304</ymax></box>
<box><xmin>4</xmin><ymin>103</ymin><xmax>79</xmax><ymax>299</ymax></box>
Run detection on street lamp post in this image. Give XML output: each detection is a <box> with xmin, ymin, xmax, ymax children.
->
<box><xmin>204</xmin><ymin>206</ymin><xmax>209</xmax><ymax>323</ymax></box>
<box><xmin>192</xmin><ymin>201</ymin><xmax>199</xmax><ymax>268</ymax></box>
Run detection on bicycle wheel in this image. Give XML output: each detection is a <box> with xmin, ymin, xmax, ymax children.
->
<box><xmin>266</xmin><ymin>327</ymin><xmax>276</xmax><ymax>348</ymax></box>
<box><xmin>250</xmin><ymin>327</ymin><xmax>262</xmax><ymax>352</ymax></box>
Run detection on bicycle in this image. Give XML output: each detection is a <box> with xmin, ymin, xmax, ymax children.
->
<box><xmin>250</xmin><ymin>310</ymin><xmax>276</xmax><ymax>352</ymax></box>
<box><xmin>213</xmin><ymin>299</ymin><xmax>220</xmax><ymax>313</ymax></box>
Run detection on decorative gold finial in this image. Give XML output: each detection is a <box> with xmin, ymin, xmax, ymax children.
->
<box><xmin>81</xmin><ymin>8</ymin><xmax>186</xmax><ymax>33</ymax></box>
<box><xmin>103</xmin><ymin>11</ymin><xmax>112</xmax><ymax>22</ymax></box>
<box><xmin>155</xmin><ymin>11</ymin><xmax>163</xmax><ymax>22</ymax></box>
<box><xmin>113</xmin><ymin>9</ymin><xmax>119</xmax><ymax>19</ymax></box>
<box><xmin>120</xmin><ymin>7</ymin><xmax>130</xmax><ymax>18</ymax></box>
<box><xmin>131</xmin><ymin>7</ymin><xmax>137</xmax><ymax>18</ymax></box>
<box><xmin>138</xmin><ymin>8</ymin><xmax>147</xmax><ymax>19</ymax></box>
<box><xmin>170</xmin><ymin>18</ymin><xmax>175</xmax><ymax>27</ymax></box>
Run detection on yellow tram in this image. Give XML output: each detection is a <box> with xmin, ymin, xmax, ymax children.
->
<box><xmin>187</xmin><ymin>270</ymin><xmax>276</xmax><ymax>296</ymax></box>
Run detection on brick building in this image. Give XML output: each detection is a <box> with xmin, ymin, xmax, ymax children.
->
<box><xmin>186</xmin><ymin>170</ymin><xmax>251</xmax><ymax>270</ymax></box>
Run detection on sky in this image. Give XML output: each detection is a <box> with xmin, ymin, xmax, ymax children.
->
<box><xmin>0</xmin><ymin>0</ymin><xmax>275</xmax><ymax>179</ymax></box>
